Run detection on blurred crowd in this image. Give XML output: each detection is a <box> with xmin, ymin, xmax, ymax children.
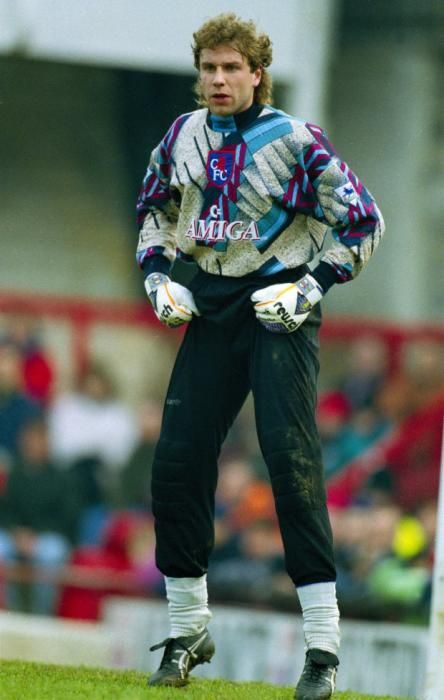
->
<box><xmin>0</xmin><ymin>314</ymin><xmax>443</xmax><ymax>626</ymax></box>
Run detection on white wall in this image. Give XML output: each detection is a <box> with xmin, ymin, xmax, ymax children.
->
<box><xmin>325</xmin><ymin>41</ymin><xmax>442</xmax><ymax>321</ymax></box>
<box><xmin>0</xmin><ymin>60</ymin><xmax>136</xmax><ymax>300</ymax></box>
<box><xmin>0</xmin><ymin>0</ymin><xmax>335</xmax><ymax>124</ymax></box>
<box><xmin>0</xmin><ymin>602</ymin><xmax>428</xmax><ymax>698</ymax></box>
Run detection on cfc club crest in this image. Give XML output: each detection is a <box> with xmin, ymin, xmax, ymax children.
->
<box><xmin>206</xmin><ymin>150</ymin><xmax>234</xmax><ymax>188</ymax></box>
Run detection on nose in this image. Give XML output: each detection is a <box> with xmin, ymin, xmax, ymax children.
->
<box><xmin>212</xmin><ymin>67</ymin><xmax>226</xmax><ymax>86</ymax></box>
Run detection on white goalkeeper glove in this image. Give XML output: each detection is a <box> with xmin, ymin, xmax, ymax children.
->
<box><xmin>145</xmin><ymin>272</ymin><xmax>200</xmax><ymax>328</ymax></box>
<box><xmin>251</xmin><ymin>273</ymin><xmax>323</xmax><ymax>334</ymax></box>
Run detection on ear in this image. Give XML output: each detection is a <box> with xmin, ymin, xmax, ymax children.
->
<box><xmin>252</xmin><ymin>67</ymin><xmax>262</xmax><ymax>87</ymax></box>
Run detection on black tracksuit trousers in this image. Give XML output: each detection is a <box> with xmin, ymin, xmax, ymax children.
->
<box><xmin>151</xmin><ymin>267</ymin><xmax>336</xmax><ymax>587</ymax></box>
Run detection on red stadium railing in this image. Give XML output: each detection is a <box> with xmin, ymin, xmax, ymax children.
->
<box><xmin>1</xmin><ymin>289</ymin><xmax>443</xmax><ymax>377</ymax></box>
<box><xmin>0</xmin><ymin>290</ymin><xmax>169</xmax><ymax>377</ymax></box>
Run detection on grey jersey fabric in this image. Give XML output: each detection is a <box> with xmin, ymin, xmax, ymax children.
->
<box><xmin>137</xmin><ymin>105</ymin><xmax>384</xmax><ymax>282</ymax></box>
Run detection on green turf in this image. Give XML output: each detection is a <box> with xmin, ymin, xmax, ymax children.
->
<box><xmin>0</xmin><ymin>659</ymin><xmax>412</xmax><ymax>700</ymax></box>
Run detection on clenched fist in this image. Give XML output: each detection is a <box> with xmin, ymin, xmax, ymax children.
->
<box><xmin>145</xmin><ymin>273</ymin><xmax>200</xmax><ymax>328</ymax></box>
<box><xmin>251</xmin><ymin>273</ymin><xmax>323</xmax><ymax>333</ymax></box>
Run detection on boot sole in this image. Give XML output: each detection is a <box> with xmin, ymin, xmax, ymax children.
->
<box><xmin>148</xmin><ymin>676</ymin><xmax>189</xmax><ymax>687</ymax></box>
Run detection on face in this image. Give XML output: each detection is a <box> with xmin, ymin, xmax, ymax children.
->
<box><xmin>199</xmin><ymin>45</ymin><xmax>262</xmax><ymax>116</ymax></box>
<box><xmin>20</xmin><ymin>424</ymin><xmax>49</xmax><ymax>466</ymax></box>
<box><xmin>0</xmin><ymin>346</ymin><xmax>21</xmax><ymax>392</ymax></box>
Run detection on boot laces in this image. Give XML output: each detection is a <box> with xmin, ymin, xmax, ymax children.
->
<box><xmin>304</xmin><ymin>658</ymin><xmax>329</xmax><ymax>683</ymax></box>
<box><xmin>150</xmin><ymin>637</ymin><xmax>196</xmax><ymax>669</ymax></box>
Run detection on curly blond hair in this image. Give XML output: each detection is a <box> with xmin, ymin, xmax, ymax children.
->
<box><xmin>192</xmin><ymin>13</ymin><xmax>273</xmax><ymax>106</ymax></box>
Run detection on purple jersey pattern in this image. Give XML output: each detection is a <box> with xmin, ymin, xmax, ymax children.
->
<box><xmin>136</xmin><ymin>107</ymin><xmax>384</xmax><ymax>281</ymax></box>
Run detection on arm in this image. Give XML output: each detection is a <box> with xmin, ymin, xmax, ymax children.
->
<box><xmin>251</xmin><ymin>123</ymin><xmax>385</xmax><ymax>333</ymax></box>
<box><xmin>136</xmin><ymin>114</ymin><xmax>191</xmax><ymax>278</ymax></box>
<box><xmin>304</xmin><ymin>123</ymin><xmax>385</xmax><ymax>290</ymax></box>
<box><xmin>136</xmin><ymin>114</ymin><xmax>200</xmax><ymax>327</ymax></box>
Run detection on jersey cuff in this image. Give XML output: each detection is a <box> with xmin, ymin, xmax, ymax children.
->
<box><xmin>141</xmin><ymin>254</ymin><xmax>172</xmax><ymax>279</ymax></box>
<box><xmin>310</xmin><ymin>261</ymin><xmax>339</xmax><ymax>293</ymax></box>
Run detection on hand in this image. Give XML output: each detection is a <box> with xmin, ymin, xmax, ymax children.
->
<box><xmin>145</xmin><ymin>273</ymin><xmax>200</xmax><ymax>328</ymax></box>
<box><xmin>251</xmin><ymin>273</ymin><xmax>323</xmax><ymax>333</ymax></box>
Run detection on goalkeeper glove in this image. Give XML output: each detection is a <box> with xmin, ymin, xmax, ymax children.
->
<box><xmin>145</xmin><ymin>272</ymin><xmax>200</xmax><ymax>328</ymax></box>
<box><xmin>251</xmin><ymin>273</ymin><xmax>323</xmax><ymax>334</ymax></box>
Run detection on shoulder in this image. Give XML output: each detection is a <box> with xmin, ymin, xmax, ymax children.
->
<box><xmin>260</xmin><ymin>105</ymin><xmax>306</xmax><ymax>127</ymax></box>
<box><xmin>250</xmin><ymin>106</ymin><xmax>322</xmax><ymax>151</ymax></box>
<box><xmin>160</xmin><ymin>109</ymin><xmax>206</xmax><ymax>156</ymax></box>
<box><xmin>165</xmin><ymin>109</ymin><xmax>206</xmax><ymax>139</ymax></box>
<box><xmin>167</xmin><ymin>109</ymin><xmax>197</xmax><ymax>131</ymax></box>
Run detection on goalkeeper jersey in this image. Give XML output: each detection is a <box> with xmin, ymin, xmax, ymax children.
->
<box><xmin>136</xmin><ymin>102</ymin><xmax>384</xmax><ymax>289</ymax></box>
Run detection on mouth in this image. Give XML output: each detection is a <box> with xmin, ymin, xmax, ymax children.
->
<box><xmin>211</xmin><ymin>94</ymin><xmax>230</xmax><ymax>102</ymax></box>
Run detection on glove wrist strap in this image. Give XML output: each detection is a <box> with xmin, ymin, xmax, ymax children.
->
<box><xmin>298</xmin><ymin>274</ymin><xmax>323</xmax><ymax>306</ymax></box>
<box><xmin>145</xmin><ymin>272</ymin><xmax>170</xmax><ymax>296</ymax></box>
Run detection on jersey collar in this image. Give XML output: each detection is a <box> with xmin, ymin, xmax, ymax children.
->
<box><xmin>206</xmin><ymin>102</ymin><xmax>263</xmax><ymax>133</ymax></box>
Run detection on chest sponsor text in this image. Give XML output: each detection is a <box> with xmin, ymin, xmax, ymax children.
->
<box><xmin>185</xmin><ymin>218</ymin><xmax>259</xmax><ymax>242</ymax></box>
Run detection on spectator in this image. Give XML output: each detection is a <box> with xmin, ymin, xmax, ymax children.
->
<box><xmin>71</xmin><ymin>455</ymin><xmax>110</xmax><ymax>547</ymax></box>
<box><xmin>378</xmin><ymin>341</ymin><xmax>444</xmax><ymax>508</ymax></box>
<box><xmin>0</xmin><ymin>419</ymin><xmax>79</xmax><ymax>615</ymax></box>
<box><xmin>208</xmin><ymin>518</ymin><xmax>286</xmax><ymax>605</ymax></box>
<box><xmin>367</xmin><ymin>510</ymin><xmax>432</xmax><ymax>618</ymax></box>
<box><xmin>325</xmin><ymin>405</ymin><xmax>391</xmax><ymax>494</ymax></box>
<box><xmin>329</xmin><ymin>507</ymin><xmax>373</xmax><ymax>613</ymax></box>
<box><xmin>325</xmin><ymin>339</ymin><xmax>443</xmax><ymax>510</ymax></box>
<box><xmin>0</xmin><ymin>448</ymin><xmax>11</xmax><ymax>496</ymax></box>
<box><xmin>230</xmin><ymin>479</ymin><xmax>276</xmax><ymax>530</ymax></box>
<box><xmin>48</xmin><ymin>361</ymin><xmax>139</xmax><ymax>477</ymax></box>
<box><xmin>316</xmin><ymin>390</ymin><xmax>352</xmax><ymax>478</ymax></box>
<box><xmin>341</xmin><ymin>407</ymin><xmax>390</xmax><ymax>463</ymax></box>
<box><xmin>329</xmin><ymin>501</ymin><xmax>435</xmax><ymax>622</ymax></box>
<box><xmin>341</xmin><ymin>335</ymin><xmax>388</xmax><ymax>411</ymax></box>
<box><xmin>0</xmin><ymin>343</ymin><xmax>41</xmax><ymax>460</ymax></box>
<box><xmin>215</xmin><ymin>455</ymin><xmax>263</xmax><ymax>517</ymax></box>
<box><xmin>416</xmin><ymin>500</ymin><xmax>437</xmax><ymax>561</ymax></box>
<box><xmin>354</xmin><ymin>467</ymin><xmax>396</xmax><ymax>507</ymax></box>
<box><xmin>58</xmin><ymin>511</ymin><xmax>162</xmax><ymax>621</ymax></box>
<box><xmin>213</xmin><ymin>456</ymin><xmax>269</xmax><ymax>561</ymax></box>
<box><xmin>1</xmin><ymin>315</ymin><xmax>55</xmax><ymax>405</ymax></box>
<box><xmin>377</xmin><ymin>339</ymin><xmax>444</xmax><ymax>423</ymax></box>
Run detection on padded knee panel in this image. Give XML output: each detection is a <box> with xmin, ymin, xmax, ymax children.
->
<box><xmin>269</xmin><ymin>454</ymin><xmax>325</xmax><ymax>514</ymax></box>
<box><xmin>151</xmin><ymin>439</ymin><xmax>192</xmax><ymax>521</ymax></box>
<box><xmin>262</xmin><ymin>428</ymin><xmax>325</xmax><ymax>514</ymax></box>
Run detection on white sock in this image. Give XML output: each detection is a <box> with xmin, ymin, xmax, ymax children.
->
<box><xmin>296</xmin><ymin>581</ymin><xmax>340</xmax><ymax>656</ymax></box>
<box><xmin>165</xmin><ymin>574</ymin><xmax>212</xmax><ymax>638</ymax></box>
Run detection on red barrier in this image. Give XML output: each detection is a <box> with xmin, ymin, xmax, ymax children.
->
<box><xmin>0</xmin><ymin>290</ymin><xmax>171</xmax><ymax>376</ymax></box>
<box><xmin>1</xmin><ymin>289</ymin><xmax>443</xmax><ymax>376</ymax></box>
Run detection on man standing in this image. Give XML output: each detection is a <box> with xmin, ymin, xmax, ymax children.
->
<box><xmin>136</xmin><ymin>14</ymin><xmax>384</xmax><ymax>700</ymax></box>
<box><xmin>0</xmin><ymin>419</ymin><xmax>78</xmax><ymax>615</ymax></box>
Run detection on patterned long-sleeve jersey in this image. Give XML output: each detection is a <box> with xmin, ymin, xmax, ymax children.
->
<box><xmin>136</xmin><ymin>103</ymin><xmax>384</xmax><ymax>286</ymax></box>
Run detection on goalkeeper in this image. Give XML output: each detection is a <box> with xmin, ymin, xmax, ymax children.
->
<box><xmin>136</xmin><ymin>13</ymin><xmax>384</xmax><ymax>700</ymax></box>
